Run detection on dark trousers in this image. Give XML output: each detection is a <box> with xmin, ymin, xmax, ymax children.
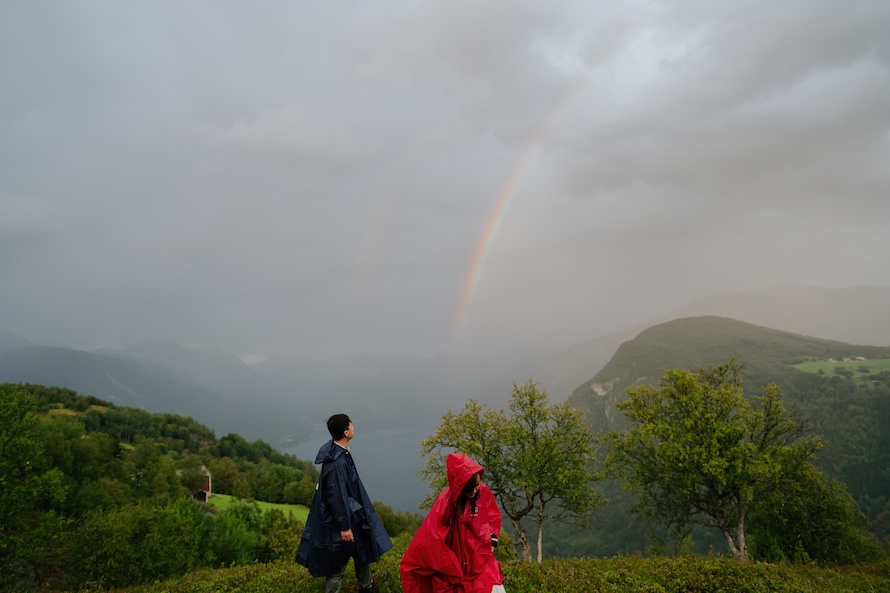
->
<box><xmin>325</xmin><ymin>558</ymin><xmax>371</xmax><ymax>593</ymax></box>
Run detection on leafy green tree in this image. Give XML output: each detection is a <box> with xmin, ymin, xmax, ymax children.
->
<box><xmin>38</xmin><ymin>417</ymin><xmax>129</xmax><ymax>513</ymax></box>
<box><xmin>209</xmin><ymin>499</ymin><xmax>263</xmax><ymax>566</ymax></box>
<box><xmin>208</xmin><ymin>456</ymin><xmax>254</xmax><ymax>499</ymax></box>
<box><xmin>126</xmin><ymin>439</ymin><xmax>181</xmax><ymax>501</ymax></box>
<box><xmin>606</xmin><ymin>360</ymin><xmax>822</xmax><ymax>561</ymax></box>
<box><xmin>282</xmin><ymin>471</ymin><xmax>316</xmax><ymax>505</ymax></box>
<box><xmin>373</xmin><ymin>500</ymin><xmax>423</xmax><ymax>537</ymax></box>
<box><xmin>70</xmin><ymin>476</ymin><xmax>130</xmax><ymax>513</ymax></box>
<box><xmin>0</xmin><ymin>384</ymin><xmax>68</xmax><ymax>591</ymax></box>
<box><xmin>748</xmin><ymin>461</ymin><xmax>884</xmax><ymax>564</ymax></box>
<box><xmin>421</xmin><ymin>379</ymin><xmax>605</xmax><ymax>562</ymax></box>
<box><xmin>66</xmin><ymin>499</ymin><xmax>208</xmax><ymax>589</ymax></box>
<box><xmin>258</xmin><ymin>508</ymin><xmax>303</xmax><ymax>562</ymax></box>
<box><xmin>254</xmin><ymin>463</ymin><xmax>302</xmax><ymax>503</ymax></box>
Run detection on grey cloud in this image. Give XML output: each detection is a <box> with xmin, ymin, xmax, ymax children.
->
<box><xmin>1</xmin><ymin>0</ymin><xmax>888</xmax><ymax>359</ymax></box>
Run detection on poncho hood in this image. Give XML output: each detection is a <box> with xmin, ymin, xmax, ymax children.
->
<box><xmin>446</xmin><ymin>453</ymin><xmax>484</xmax><ymax>505</ymax></box>
<box><xmin>315</xmin><ymin>439</ymin><xmax>347</xmax><ymax>464</ymax></box>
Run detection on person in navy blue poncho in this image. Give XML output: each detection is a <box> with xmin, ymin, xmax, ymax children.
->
<box><xmin>296</xmin><ymin>414</ymin><xmax>393</xmax><ymax>593</ymax></box>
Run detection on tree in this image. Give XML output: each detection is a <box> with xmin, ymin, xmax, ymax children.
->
<box><xmin>0</xmin><ymin>383</ymin><xmax>67</xmax><ymax>590</ymax></box>
<box><xmin>126</xmin><ymin>440</ymin><xmax>180</xmax><ymax>500</ymax></box>
<box><xmin>209</xmin><ymin>499</ymin><xmax>263</xmax><ymax>566</ymax></box>
<box><xmin>258</xmin><ymin>508</ymin><xmax>304</xmax><ymax>563</ymax></box>
<box><xmin>66</xmin><ymin>499</ymin><xmax>208</xmax><ymax>588</ymax></box>
<box><xmin>748</xmin><ymin>461</ymin><xmax>883</xmax><ymax>564</ymax></box>
<box><xmin>372</xmin><ymin>500</ymin><xmax>423</xmax><ymax>537</ymax></box>
<box><xmin>605</xmin><ymin>360</ymin><xmax>822</xmax><ymax>561</ymax></box>
<box><xmin>208</xmin><ymin>456</ymin><xmax>250</xmax><ymax>498</ymax></box>
<box><xmin>420</xmin><ymin>379</ymin><xmax>605</xmax><ymax>562</ymax></box>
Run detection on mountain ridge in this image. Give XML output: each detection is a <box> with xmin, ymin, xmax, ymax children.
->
<box><xmin>478</xmin><ymin>283</ymin><xmax>890</xmax><ymax>404</ymax></box>
<box><xmin>568</xmin><ymin>315</ymin><xmax>890</xmax><ymax>445</ymax></box>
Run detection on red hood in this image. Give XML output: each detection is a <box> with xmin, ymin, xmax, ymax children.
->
<box><xmin>446</xmin><ymin>453</ymin><xmax>484</xmax><ymax>504</ymax></box>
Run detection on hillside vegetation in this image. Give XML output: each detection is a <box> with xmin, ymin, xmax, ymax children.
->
<box><xmin>559</xmin><ymin>316</ymin><xmax>890</xmax><ymax>558</ymax></box>
<box><xmin>83</xmin><ymin>536</ymin><xmax>890</xmax><ymax>593</ymax></box>
<box><xmin>569</xmin><ymin>316</ymin><xmax>890</xmax><ymax>456</ymax></box>
<box><xmin>570</xmin><ymin>316</ymin><xmax>890</xmax><ymax>421</ymax></box>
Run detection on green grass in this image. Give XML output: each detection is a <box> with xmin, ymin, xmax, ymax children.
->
<box><xmin>207</xmin><ymin>493</ymin><xmax>309</xmax><ymax>523</ymax></box>
<box><xmin>792</xmin><ymin>357</ymin><xmax>890</xmax><ymax>380</ymax></box>
<box><xmin>78</xmin><ymin>537</ymin><xmax>890</xmax><ymax>593</ymax></box>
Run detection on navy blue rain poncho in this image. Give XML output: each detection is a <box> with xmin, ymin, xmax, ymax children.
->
<box><xmin>295</xmin><ymin>439</ymin><xmax>393</xmax><ymax>577</ymax></box>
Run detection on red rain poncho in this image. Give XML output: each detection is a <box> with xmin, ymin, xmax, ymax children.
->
<box><xmin>400</xmin><ymin>453</ymin><xmax>503</xmax><ymax>593</ymax></box>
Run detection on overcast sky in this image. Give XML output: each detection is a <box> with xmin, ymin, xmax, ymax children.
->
<box><xmin>2</xmin><ymin>1</ymin><xmax>889</xmax><ymax>361</ymax></box>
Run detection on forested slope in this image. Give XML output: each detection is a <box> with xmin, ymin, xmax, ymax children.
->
<box><xmin>559</xmin><ymin>316</ymin><xmax>890</xmax><ymax>556</ymax></box>
<box><xmin>1</xmin><ymin>383</ymin><xmax>320</xmax><ymax>591</ymax></box>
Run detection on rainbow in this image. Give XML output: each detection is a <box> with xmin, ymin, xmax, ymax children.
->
<box><xmin>452</xmin><ymin>80</ymin><xmax>588</xmax><ymax>347</ymax></box>
<box><xmin>451</xmin><ymin>141</ymin><xmax>539</xmax><ymax>344</ymax></box>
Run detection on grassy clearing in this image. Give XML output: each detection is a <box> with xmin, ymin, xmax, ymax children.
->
<box><xmin>207</xmin><ymin>493</ymin><xmax>309</xmax><ymax>523</ymax></box>
<box><xmin>81</xmin><ymin>535</ymin><xmax>890</xmax><ymax>593</ymax></box>
<box><xmin>47</xmin><ymin>407</ymin><xmax>80</xmax><ymax>416</ymax></box>
<box><xmin>793</xmin><ymin>357</ymin><xmax>890</xmax><ymax>380</ymax></box>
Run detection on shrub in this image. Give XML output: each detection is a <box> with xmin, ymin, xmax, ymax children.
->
<box><xmin>65</xmin><ymin>499</ymin><xmax>209</xmax><ymax>589</ymax></box>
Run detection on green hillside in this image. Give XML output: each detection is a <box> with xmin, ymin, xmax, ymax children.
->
<box><xmin>569</xmin><ymin>316</ymin><xmax>890</xmax><ymax>431</ymax></box>
<box><xmin>565</xmin><ymin>316</ymin><xmax>890</xmax><ymax>552</ymax></box>
<box><xmin>0</xmin><ymin>343</ymin><xmax>311</xmax><ymax>446</ymax></box>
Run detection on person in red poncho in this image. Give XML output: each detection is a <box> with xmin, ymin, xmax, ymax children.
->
<box><xmin>400</xmin><ymin>453</ymin><xmax>504</xmax><ymax>593</ymax></box>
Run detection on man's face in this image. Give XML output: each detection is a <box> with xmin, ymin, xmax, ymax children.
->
<box><xmin>344</xmin><ymin>422</ymin><xmax>355</xmax><ymax>440</ymax></box>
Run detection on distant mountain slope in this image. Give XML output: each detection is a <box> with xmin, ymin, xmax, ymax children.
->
<box><xmin>478</xmin><ymin>327</ymin><xmax>637</xmax><ymax>403</ymax></box>
<box><xmin>567</xmin><ymin>315</ymin><xmax>890</xmax><ymax>496</ymax></box>
<box><xmin>568</xmin><ymin>316</ymin><xmax>890</xmax><ymax>432</ymax></box>
<box><xmin>0</xmin><ymin>344</ymin><xmax>218</xmax><ymax>415</ymax></box>
<box><xmin>564</xmin><ymin>315</ymin><xmax>890</xmax><ymax>549</ymax></box>
<box><xmin>493</xmin><ymin>284</ymin><xmax>889</xmax><ymax>404</ymax></box>
<box><xmin>254</xmin><ymin>352</ymin><xmax>396</xmax><ymax>405</ymax></box>
<box><xmin>0</xmin><ymin>328</ymin><xmax>36</xmax><ymax>352</ymax></box>
<box><xmin>96</xmin><ymin>340</ymin><xmax>301</xmax><ymax>416</ymax></box>
<box><xmin>0</xmin><ymin>343</ymin><xmax>308</xmax><ymax>445</ymax></box>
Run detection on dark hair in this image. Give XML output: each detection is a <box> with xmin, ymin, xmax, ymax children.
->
<box><xmin>327</xmin><ymin>414</ymin><xmax>352</xmax><ymax>440</ymax></box>
<box><xmin>457</xmin><ymin>472</ymin><xmax>482</xmax><ymax>515</ymax></box>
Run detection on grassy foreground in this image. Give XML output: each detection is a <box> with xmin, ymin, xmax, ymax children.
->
<box><xmin>77</xmin><ymin>536</ymin><xmax>890</xmax><ymax>593</ymax></box>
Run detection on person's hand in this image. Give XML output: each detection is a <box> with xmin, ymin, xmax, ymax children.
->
<box><xmin>340</xmin><ymin>529</ymin><xmax>354</xmax><ymax>542</ymax></box>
